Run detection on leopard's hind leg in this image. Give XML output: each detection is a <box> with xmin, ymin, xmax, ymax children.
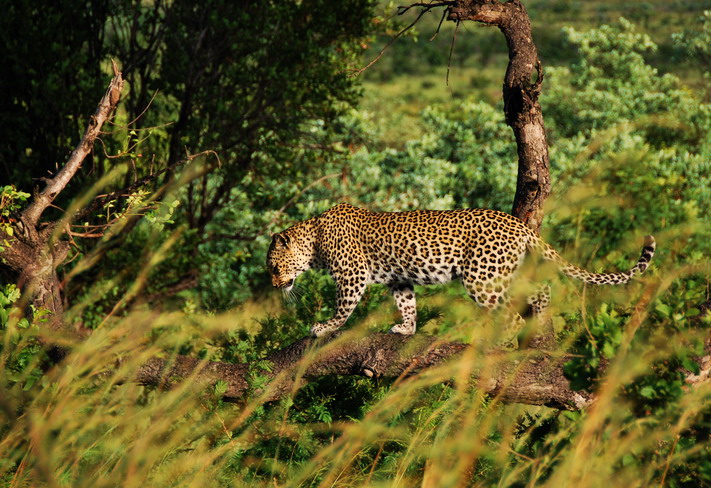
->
<box><xmin>460</xmin><ymin>271</ymin><xmax>525</xmax><ymax>348</ymax></box>
<box><xmin>523</xmin><ymin>284</ymin><xmax>556</xmax><ymax>349</ymax></box>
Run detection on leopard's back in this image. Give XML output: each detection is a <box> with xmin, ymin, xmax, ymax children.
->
<box><xmin>315</xmin><ymin>203</ymin><xmax>534</xmax><ymax>287</ymax></box>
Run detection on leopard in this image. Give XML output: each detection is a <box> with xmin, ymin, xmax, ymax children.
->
<box><xmin>267</xmin><ymin>203</ymin><xmax>656</xmax><ymax>340</ymax></box>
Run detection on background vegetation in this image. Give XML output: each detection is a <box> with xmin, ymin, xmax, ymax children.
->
<box><xmin>1</xmin><ymin>1</ymin><xmax>709</xmax><ymax>486</ymax></box>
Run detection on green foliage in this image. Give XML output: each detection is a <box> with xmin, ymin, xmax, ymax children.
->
<box><xmin>0</xmin><ymin>284</ymin><xmax>46</xmax><ymax>395</ymax></box>
<box><xmin>673</xmin><ymin>10</ymin><xmax>711</xmax><ymax>86</ymax></box>
<box><xmin>538</xmin><ymin>19</ymin><xmax>710</xmax><ymax>265</ymax></box>
<box><xmin>564</xmin><ymin>303</ymin><xmax>624</xmax><ymax>391</ymax></box>
<box><xmin>0</xmin><ymin>284</ymin><xmax>22</xmax><ymax>328</ymax></box>
<box><xmin>418</xmin><ymin>100</ymin><xmax>518</xmax><ymax>210</ymax></box>
<box><xmin>0</xmin><ymin>186</ymin><xmax>30</xmax><ymax>251</ymax></box>
<box><xmin>544</xmin><ymin>18</ymin><xmax>710</xmax><ymax>143</ymax></box>
<box><xmin>0</xmin><ymin>186</ymin><xmax>30</xmax><ymax>219</ymax></box>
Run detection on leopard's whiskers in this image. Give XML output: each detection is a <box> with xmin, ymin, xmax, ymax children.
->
<box><xmin>283</xmin><ymin>284</ymin><xmax>305</xmax><ymax>305</ymax></box>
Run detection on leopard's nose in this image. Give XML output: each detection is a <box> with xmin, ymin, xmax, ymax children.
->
<box><xmin>273</xmin><ymin>278</ymin><xmax>295</xmax><ymax>289</ymax></box>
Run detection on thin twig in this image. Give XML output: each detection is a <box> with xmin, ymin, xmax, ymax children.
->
<box><xmin>95</xmin><ymin>131</ymin><xmax>153</xmax><ymax>160</ymax></box>
<box><xmin>659</xmin><ymin>435</ymin><xmax>680</xmax><ymax>488</ymax></box>
<box><xmin>446</xmin><ymin>20</ymin><xmax>460</xmax><ymax>86</ymax></box>
<box><xmin>126</xmin><ymin>89</ymin><xmax>159</xmax><ymax>128</ymax></box>
<box><xmin>102</xmin><ymin>120</ymin><xmax>175</xmax><ymax>134</ymax></box>
<box><xmin>430</xmin><ymin>7</ymin><xmax>448</xmax><ymax>41</ymax></box>
<box><xmin>350</xmin><ymin>3</ymin><xmax>450</xmax><ymax>77</ymax></box>
<box><xmin>67</xmin><ymin>230</ymin><xmax>106</xmax><ymax>239</ymax></box>
<box><xmin>398</xmin><ymin>1</ymin><xmax>453</xmax><ymax>15</ymax></box>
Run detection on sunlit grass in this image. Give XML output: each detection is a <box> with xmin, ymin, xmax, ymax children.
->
<box><xmin>2</xmin><ymin>221</ymin><xmax>708</xmax><ymax>487</ymax></box>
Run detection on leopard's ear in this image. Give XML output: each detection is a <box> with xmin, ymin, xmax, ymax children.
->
<box><xmin>272</xmin><ymin>232</ymin><xmax>289</xmax><ymax>249</ymax></box>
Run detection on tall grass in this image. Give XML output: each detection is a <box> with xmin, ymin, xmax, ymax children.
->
<box><xmin>1</xmin><ymin>271</ymin><xmax>707</xmax><ymax>487</ymax></box>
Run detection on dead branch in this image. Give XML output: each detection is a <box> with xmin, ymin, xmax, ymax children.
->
<box><xmin>351</xmin><ymin>2</ymin><xmax>450</xmax><ymax>77</ymax></box>
<box><xmin>21</xmin><ymin>62</ymin><xmax>125</xmax><ymax>234</ymax></box>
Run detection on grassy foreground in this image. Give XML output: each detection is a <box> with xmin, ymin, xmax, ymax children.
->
<box><xmin>1</xmin><ymin>220</ymin><xmax>708</xmax><ymax>487</ymax></box>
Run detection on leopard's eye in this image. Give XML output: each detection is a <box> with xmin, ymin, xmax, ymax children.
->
<box><xmin>272</xmin><ymin>266</ymin><xmax>280</xmax><ymax>276</ymax></box>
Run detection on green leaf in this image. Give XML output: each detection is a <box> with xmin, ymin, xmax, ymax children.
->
<box><xmin>214</xmin><ymin>380</ymin><xmax>228</xmax><ymax>397</ymax></box>
<box><xmin>621</xmin><ymin>453</ymin><xmax>636</xmax><ymax>466</ymax></box>
<box><xmin>639</xmin><ymin>386</ymin><xmax>656</xmax><ymax>399</ymax></box>
<box><xmin>602</xmin><ymin>342</ymin><xmax>616</xmax><ymax>358</ymax></box>
<box><xmin>655</xmin><ymin>303</ymin><xmax>672</xmax><ymax>317</ymax></box>
<box><xmin>685</xmin><ymin>308</ymin><xmax>700</xmax><ymax>318</ymax></box>
<box><xmin>681</xmin><ymin>356</ymin><xmax>700</xmax><ymax>375</ymax></box>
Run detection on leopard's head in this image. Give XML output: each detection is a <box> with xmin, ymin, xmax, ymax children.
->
<box><xmin>267</xmin><ymin>230</ymin><xmax>312</xmax><ymax>291</ymax></box>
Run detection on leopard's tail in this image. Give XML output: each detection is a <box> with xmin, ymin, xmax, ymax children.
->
<box><xmin>529</xmin><ymin>234</ymin><xmax>656</xmax><ymax>285</ymax></box>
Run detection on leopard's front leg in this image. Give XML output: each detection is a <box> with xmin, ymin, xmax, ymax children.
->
<box><xmin>388</xmin><ymin>282</ymin><xmax>417</xmax><ymax>335</ymax></box>
<box><xmin>310</xmin><ymin>272</ymin><xmax>367</xmax><ymax>337</ymax></box>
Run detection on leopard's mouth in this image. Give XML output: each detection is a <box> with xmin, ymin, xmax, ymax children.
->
<box><xmin>276</xmin><ymin>279</ymin><xmax>295</xmax><ymax>290</ymax></box>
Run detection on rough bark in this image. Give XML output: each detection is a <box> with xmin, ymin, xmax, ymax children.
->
<box><xmin>447</xmin><ymin>0</ymin><xmax>551</xmax><ymax>231</ymax></box>
<box><xmin>133</xmin><ymin>328</ymin><xmax>709</xmax><ymax>409</ymax></box>
<box><xmin>134</xmin><ymin>333</ymin><xmax>594</xmax><ymax>411</ymax></box>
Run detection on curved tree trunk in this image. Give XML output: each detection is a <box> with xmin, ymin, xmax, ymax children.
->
<box><xmin>449</xmin><ymin>0</ymin><xmax>551</xmax><ymax>231</ymax></box>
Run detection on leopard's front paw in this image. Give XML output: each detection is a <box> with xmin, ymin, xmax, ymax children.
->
<box><xmin>310</xmin><ymin>323</ymin><xmax>336</xmax><ymax>337</ymax></box>
<box><xmin>389</xmin><ymin>323</ymin><xmax>416</xmax><ymax>336</ymax></box>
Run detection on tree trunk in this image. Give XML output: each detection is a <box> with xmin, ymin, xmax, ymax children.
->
<box><xmin>19</xmin><ymin>247</ymin><xmax>67</xmax><ymax>316</ymax></box>
<box><xmin>449</xmin><ymin>0</ymin><xmax>551</xmax><ymax>231</ymax></box>
<box><xmin>133</xmin><ymin>332</ymin><xmax>594</xmax><ymax>411</ymax></box>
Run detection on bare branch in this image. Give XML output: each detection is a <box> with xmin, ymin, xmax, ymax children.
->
<box><xmin>446</xmin><ymin>20</ymin><xmax>460</xmax><ymax>86</ymax></box>
<box><xmin>398</xmin><ymin>2</ymin><xmax>454</xmax><ymax>15</ymax></box>
<box><xmin>21</xmin><ymin>63</ymin><xmax>125</xmax><ymax>231</ymax></box>
<box><xmin>124</xmin><ymin>89</ymin><xmax>159</xmax><ymax>128</ymax></box>
<box><xmin>429</xmin><ymin>7</ymin><xmax>449</xmax><ymax>41</ymax></box>
<box><xmin>351</xmin><ymin>2</ymin><xmax>453</xmax><ymax>77</ymax></box>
